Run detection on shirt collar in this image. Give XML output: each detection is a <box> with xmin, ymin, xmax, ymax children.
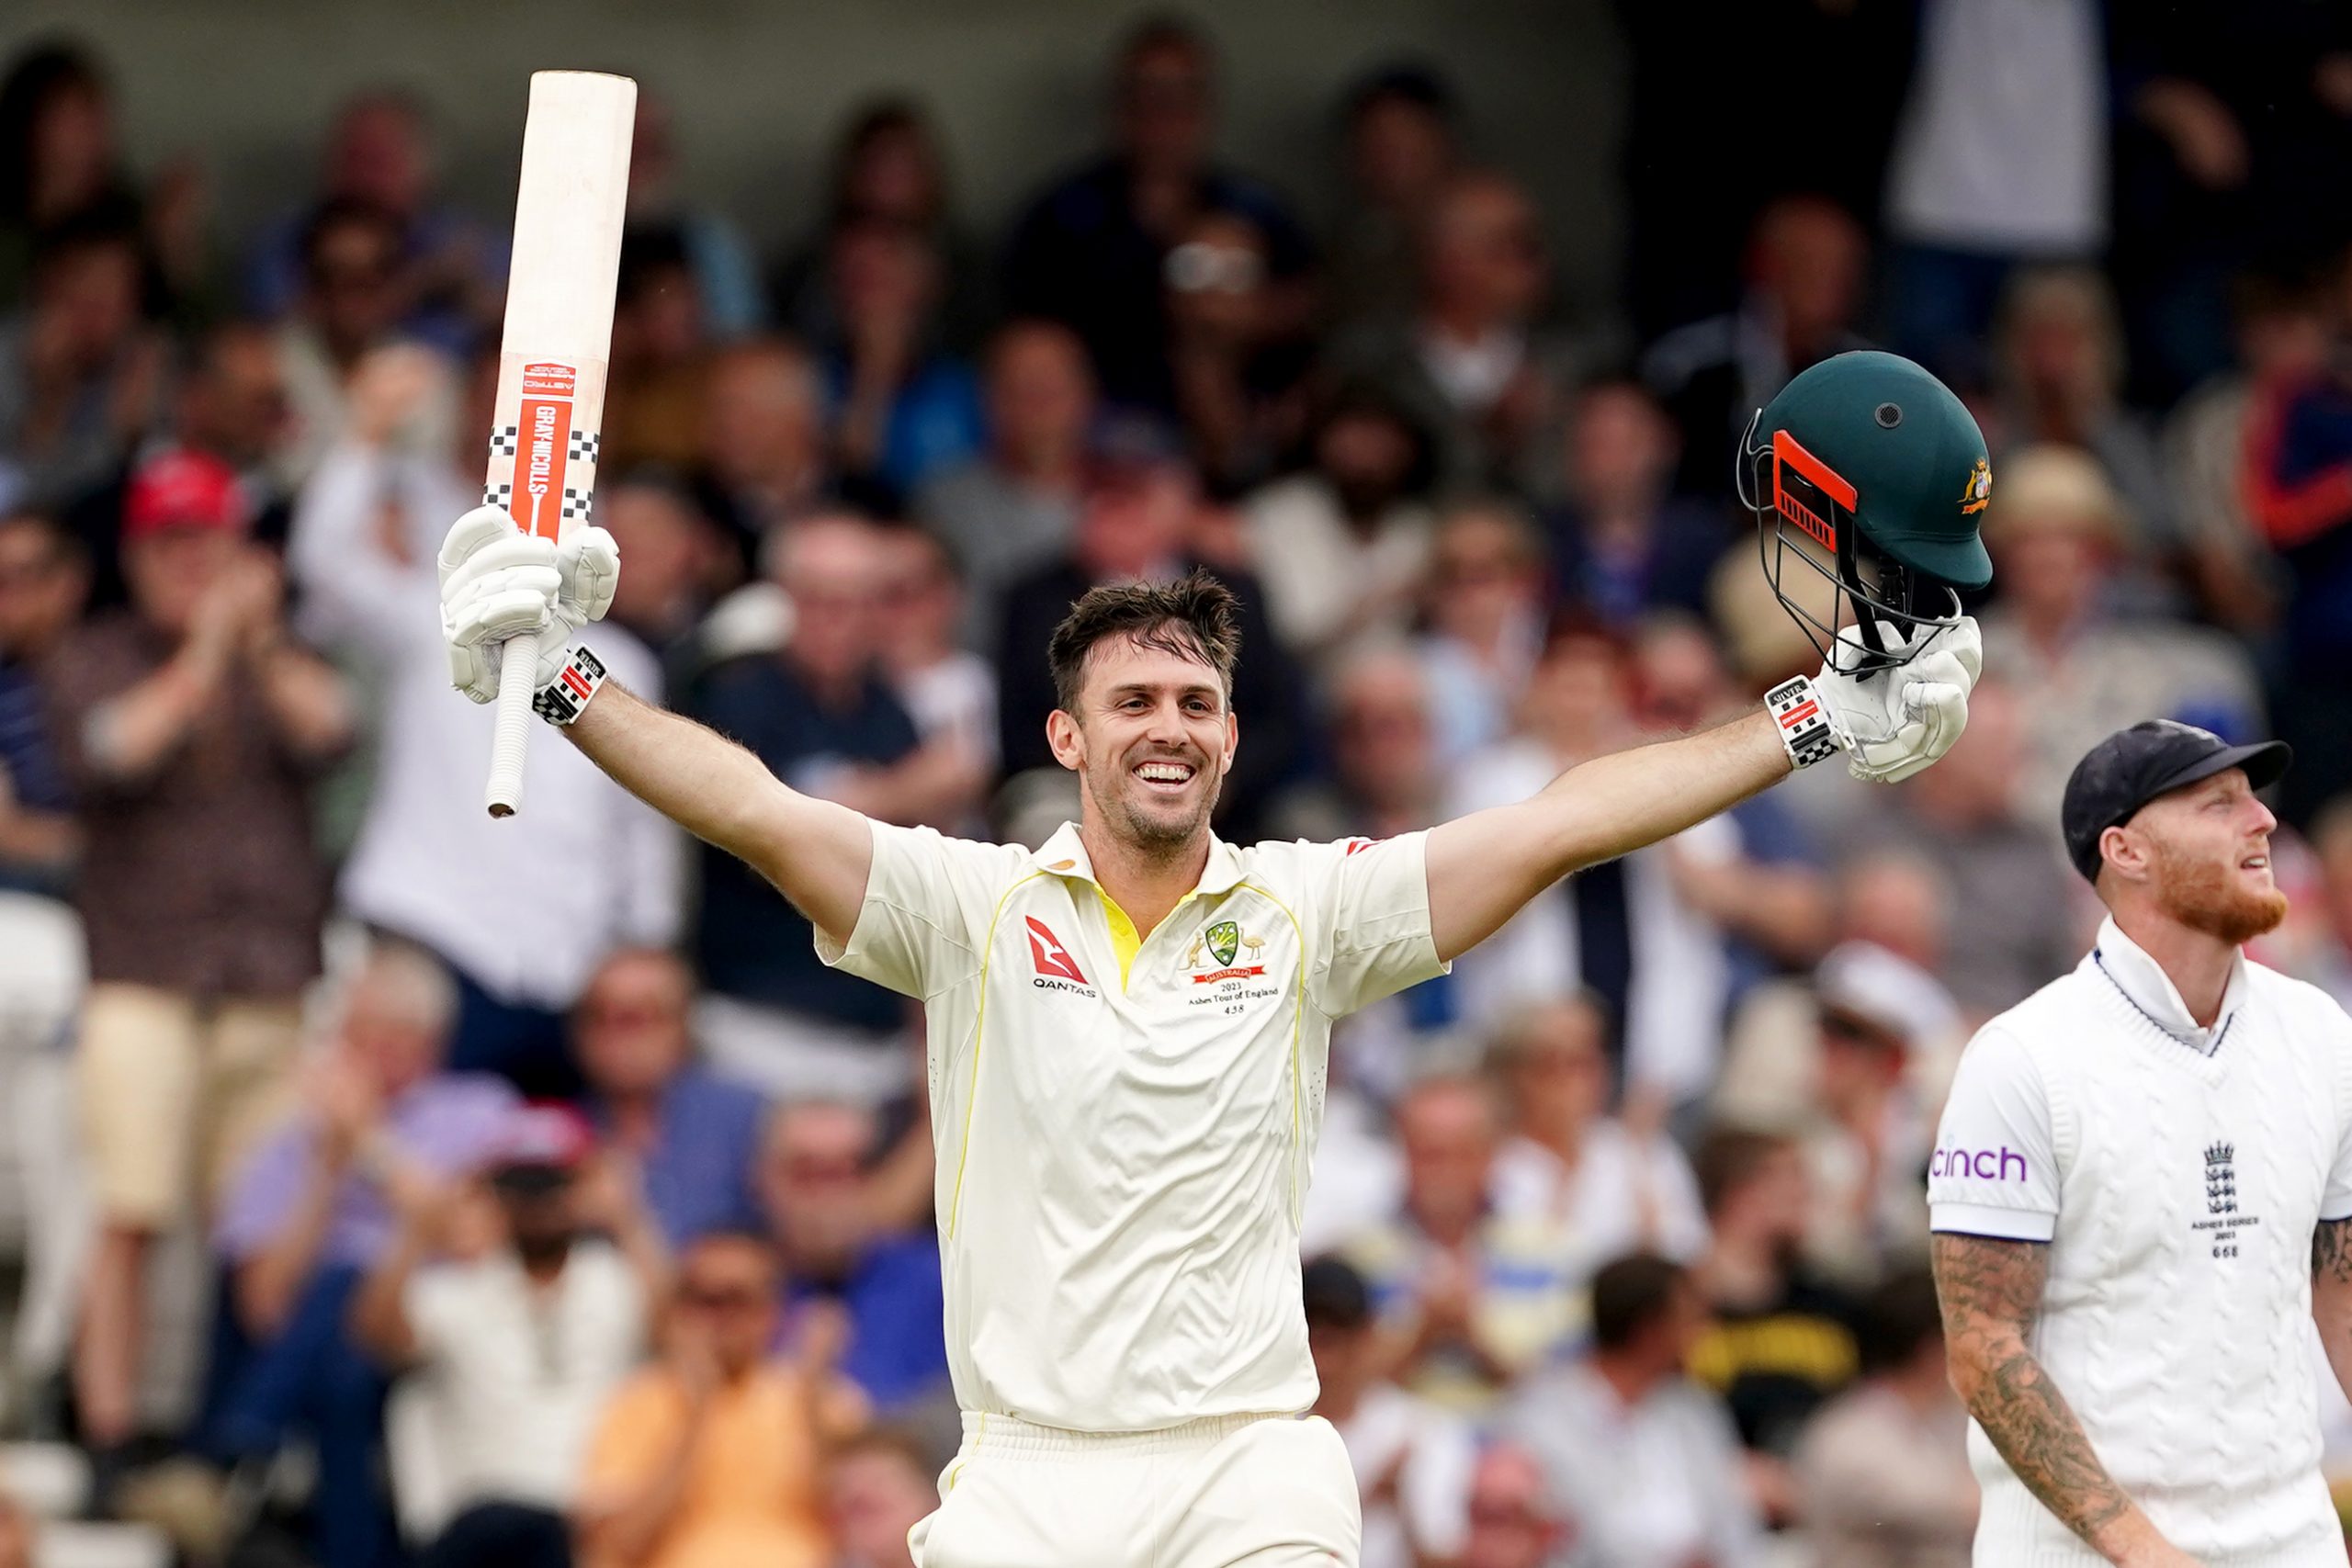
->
<box><xmin>2090</xmin><ymin>915</ymin><xmax>2249</xmax><ymax>1053</ymax></box>
<box><xmin>1027</xmin><ymin>821</ymin><xmax>1247</xmax><ymax>898</ymax></box>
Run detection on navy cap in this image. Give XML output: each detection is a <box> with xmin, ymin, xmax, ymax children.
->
<box><xmin>2060</xmin><ymin>720</ymin><xmax>2291</xmax><ymax>882</ymax></box>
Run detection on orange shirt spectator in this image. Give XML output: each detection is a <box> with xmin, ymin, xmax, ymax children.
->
<box><xmin>576</xmin><ymin>1232</ymin><xmax>859</xmax><ymax>1568</ymax></box>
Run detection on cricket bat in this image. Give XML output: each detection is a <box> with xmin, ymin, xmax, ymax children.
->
<box><xmin>482</xmin><ymin>70</ymin><xmax>636</xmax><ymax>817</ymax></box>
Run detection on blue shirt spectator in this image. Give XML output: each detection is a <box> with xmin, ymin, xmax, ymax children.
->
<box><xmin>573</xmin><ymin>946</ymin><xmax>769</xmax><ymax>1250</ymax></box>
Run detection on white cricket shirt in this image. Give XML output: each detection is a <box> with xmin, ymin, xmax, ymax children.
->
<box><xmin>1928</xmin><ymin>918</ymin><xmax>2352</xmax><ymax>1567</ymax></box>
<box><xmin>820</xmin><ymin>819</ymin><xmax>1448</xmax><ymax>1432</ymax></box>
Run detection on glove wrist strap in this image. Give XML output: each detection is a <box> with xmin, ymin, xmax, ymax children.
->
<box><xmin>532</xmin><ymin>644</ymin><xmax>607</xmax><ymax>728</ymax></box>
<box><xmin>1763</xmin><ymin>674</ymin><xmax>1838</xmax><ymax>770</ymax></box>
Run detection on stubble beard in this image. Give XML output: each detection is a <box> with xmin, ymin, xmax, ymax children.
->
<box><xmin>2154</xmin><ymin>839</ymin><xmax>2290</xmax><ymax>946</ymax></box>
<box><xmin>1089</xmin><ymin>758</ymin><xmax>1218</xmax><ymax>864</ymax></box>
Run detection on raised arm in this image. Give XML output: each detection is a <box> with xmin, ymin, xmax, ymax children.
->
<box><xmin>437</xmin><ymin>506</ymin><xmax>873</xmax><ymax>948</ymax></box>
<box><xmin>1931</xmin><ymin>1234</ymin><xmax>2199</xmax><ymax>1568</ymax></box>
<box><xmin>563</xmin><ymin>682</ymin><xmax>872</xmax><ymax>950</ymax></box>
<box><xmin>1426</xmin><ymin>711</ymin><xmax>1788</xmax><ymax>961</ymax></box>
<box><xmin>1425</xmin><ymin>618</ymin><xmax>1982</xmax><ymax>964</ymax></box>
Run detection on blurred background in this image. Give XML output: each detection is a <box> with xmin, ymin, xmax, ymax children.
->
<box><xmin>0</xmin><ymin>2</ymin><xmax>2348</xmax><ymax>1566</ymax></box>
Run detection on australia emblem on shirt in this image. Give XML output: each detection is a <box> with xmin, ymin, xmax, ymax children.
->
<box><xmin>1185</xmin><ymin>920</ymin><xmax>1266</xmax><ymax>984</ymax></box>
<box><xmin>2192</xmin><ymin>1141</ymin><xmax>2258</xmax><ymax>1260</ymax></box>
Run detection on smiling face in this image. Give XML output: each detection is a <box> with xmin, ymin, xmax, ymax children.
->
<box><xmin>1048</xmin><ymin>631</ymin><xmax>1236</xmax><ymax>858</ymax></box>
<box><xmin>2103</xmin><ymin>767</ymin><xmax>2287</xmax><ymax>944</ymax></box>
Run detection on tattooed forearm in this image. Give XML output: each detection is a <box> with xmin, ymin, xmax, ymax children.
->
<box><xmin>1931</xmin><ymin>1233</ymin><xmax>2140</xmax><ymax>1551</ymax></box>
<box><xmin>2313</xmin><ymin>1218</ymin><xmax>2352</xmax><ymax>1285</ymax></box>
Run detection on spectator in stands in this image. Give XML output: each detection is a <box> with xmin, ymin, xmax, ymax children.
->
<box><xmin>1991</xmin><ymin>266</ymin><xmax>2181</xmax><ymax>581</ymax></box>
<box><xmin>0</xmin><ymin>42</ymin><xmax>138</xmax><ymax>305</ymax></box>
<box><xmin>1415</xmin><ymin>499</ymin><xmax>1544</xmax><ymax>763</ymax></box>
<box><xmin>1242</xmin><ymin>385</ymin><xmax>1435</xmax><ymax>669</ymax></box>
<box><xmin>0</xmin><ymin>508</ymin><xmax>81</xmax><ymax>890</ymax></box>
<box><xmin>689</xmin><ymin>514</ymin><xmax>967</xmax><ymax>1105</ymax></box>
<box><xmin>763</xmin><ymin>1101</ymin><xmax>945</xmax><ymax>1424</ymax></box>
<box><xmin>1843</xmin><ymin>681</ymin><xmax>2084</xmax><ymax>1019</ymax></box>
<box><xmin>1486</xmin><ymin>997</ymin><xmax>1709</xmax><ymax>1274</ymax></box>
<box><xmin>1507</xmin><ymin>1251</ymin><xmax>1766</xmax><ymax>1568</ymax></box>
<box><xmin>693</xmin><ymin>337</ymin><xmax>832</xmax><ymax>565</ymax></box>
<box><xmin>275</xmin><ymin>201</ymin><xmax>459</xmax><ymax>488</ymax></box>
<box><xmin>775</xmin><ymin>99</ymin><xmax>990</xmax><ymax>360</ymax></box>
<box><xmin>626</xmin><ymin>85</ymin><xmax>763</xmax><ymax>340</ymax></box>
<box><xmin>1879</xmin><ymin>0</ymin><xmax>2109</xmax><ymax>379</ymax></box>
<box><xmin>243</xmin><ymin>89</ymin><xmax>500</xmax><ymax>355</ymax></box>
<box><xmin>2243</xmin><ymin>249</ymin><xmax>2352</xmax><ymax>822</ymax></box>
<box><xmin>1547</xmin><ymin>377</ymin><xmax>1727</xmax><ymax>627</ymax></box>
<box><xmin>2161</xmin><ymin>265</ymin><xmax>2325</xmax><ymax>635</ymax></box>
<box><xmin>1444</xmin><ymin>621</ymin><xmax>1748</xmax><ymax>1112</ymax></box>
<box><xmin>913</xmin><ymin>320</ymin><xmax>1094</xmax><ymax>640</ymax></box>
<box><xmin>1159</xmin><ymin>206</ymin><xmax>1311</xmax><ymax>492</ymax></box>
<box><xmin>0</xmin><ymin>214</ymin><xmax>164</xmax><ymax>506</ymax></box>
<box><xmin>1001</xmin><ymin>17</ymin><xmax>1313</xmax><ymax>412</ymax></box>
<box><xmin>2296</xmin><ymin>796</ymin><xmax>2352</xmax><ymax>1011</ymax></box>
<box><xmin>820</xmin><ymin>214</ymin><xmax>982</xmax><ymax>508</ymax></box>
<box><xmin>994</xmin><ymin>447</ymin><xmax>1303</xmax><ymax>839</ymax></box>
<box><xmin>1643</xmin><ymin>195</ymin><xmax>1871</xmax><ymax>502</ymax></box>
<box><xmin>49</xmin><ymin>448</ymin><xmax>352</xmax><ymax>1462</ymax></box>
<box><xmin>1305</xmin><ymin>1256</ymin><xmax>1475</xmax><ymax>1568</ymax></box>
<box><xmin>1978</xmin><ymin>445</ymin><xmax>2265</xmax><ymax>828</ymax></box>
<box><xmin>596</xmin><ymin>471</ymin><xmax>723</xmax><ymax>676</ymax></box>
<box><xmin>575</xmin><ymin>1232</ymin><xmax>854</xmax><ymax>1568</ymax></box>
<box><xmin>208</xmin><ymin>943</ymin><xmax>516</xmax><ymax>1568</ymax></box>
<box><xmin>1343</xmin><ymin>1074</ymin><xmax>1578</xmax><ymax>1415</ymax></box>
<box><xmin>1687</xmin><ymin>1127</ymin><xmax>1860</xmax><ymax>1526</ymax></box>
<box><xmin>1789</xmin><ymin>942</ymin><xmax>1959</xmax><ymax>1285</ymax></box>
<box><xmin>1794</xmin><ymin>1267</ymin><xmax>1977</xmax><ymax>1568</ymax></box>
<box><xmin>63</xmin><ymin>318</ymin><xmax>293</xmax><ymax>609</ymax></box>
<box><xmin>1268</xmin><ymin>642</ymin><xmax>1442</xmax><ymax>848</ymax></box>
<box><xmin>1328</xmin><ymin>168</ymin><xmax>1567</xmax><ymax>494</ymax></box>
<box><xmin>823</xmin><ymin>1427</ymin><xmax>933</xmax><ymax>1568</ymax></box>
<box><xmin>289</xmin><ymin>344</ymin><xmax>681</xmax><ymax>1097</ymax></box>
<box><xmin>603</xmin><ymin>224</ymin><xmax>714</xmax><ymax>474</ymax></box>
<box><xmin>874</xmin><ymin>525</ymin><xmax>993</xmax><ymax>831</ymax></box>
<box><xmin>1324</xmin><ymin>64</ymin><xmax>1464</xmax><ymax>333</ymax></box>
<box><xmin>1455</xmin><ymin>1443</ymin><xmax>1570</xmax><ymax>1568</ymax></box>
<box><xmin>575</xmin><ymin>947</ymin><xmax>767</xmax><ymax>1250</ymax></box>
<box><xmin>353</xmin><ymin>1103</ymin><xmax>662</xmax><ymax>1568</ymax></box>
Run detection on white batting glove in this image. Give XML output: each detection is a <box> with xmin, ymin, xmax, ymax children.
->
<box><xmin>1812</xmin><ymin>615</ymin><xmax>1983</xmax><ymax>784</ymax></box>
<box><xmin>436</xmin><ymin>506</ymin><xmax>621</xmax><ymax>704</ymax></box>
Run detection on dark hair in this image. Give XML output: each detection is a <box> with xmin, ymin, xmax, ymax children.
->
<box><xmin>830</xmin><ymin>97</ymin><xmax>945</xmax><ymax>227</ymax></box>
<box><xmin>1119</xmin><ymin>13</ymin><xmax>1214</xmax><ymax>72</ymax></box>
<box><xmin>0</xmin><ymin>39</ymin><xmax>108</xmax><ymax>220</ymax></box>
<box><xmin>617</xmin><ymin>221</ymin><xmax>695</xmax><ymax>306</ymax></box>
<box><xmin>1301</xmin><ymin>1255</ymin><xmax>1372</xmax><ymax>1330</ymax></box>
<box><xmin>1692</xmin><ymin>1125</ymin><xmax>1795</xmax><ymax>1218</ymax></box>
<box><xmin>1590</xmin><ymin>1251</ymin><xmax>1686</xmax><ymax>1351</ymax></box>
<box><xmin>1046</xmin><ymin>568</ymin><xmax>1240</xmax><ymax>715</ymax></box>
<box><xmin>1856</xmin><ymin>1266</ymin><xmax>1945</xmax><ymax>1376</ymax></box>
<box><xmin>299</xmin><ymin>197</ymin><xmax>401</xmax><ymax>281</ymax></box>
<box><xmin>1341</xmin><ymin>62</ymin><xmax>1457</xmax><ymax>127</ymax></box>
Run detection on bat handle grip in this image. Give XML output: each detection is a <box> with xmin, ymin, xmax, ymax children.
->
<box><xmin>484</xmin><ymin>632</ymin><xmax>542</xmax><ymax>818</ymax></box>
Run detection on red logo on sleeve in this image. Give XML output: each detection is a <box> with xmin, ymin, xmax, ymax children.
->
<box><xmin>1025</xmin><ymin>918</ymin><xmax>1089</xmax><ymax>984</ymax></box>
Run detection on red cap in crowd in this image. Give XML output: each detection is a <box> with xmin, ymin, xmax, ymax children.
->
<box><xmin>487</xmin><ymin>1101</ymin><xmax>594</xmax><ymax>1181</ymax></box>
<box><xmin>122</xmin><ymin>450</ymin><xmax>251</xmax><ymax>544</ymax></box>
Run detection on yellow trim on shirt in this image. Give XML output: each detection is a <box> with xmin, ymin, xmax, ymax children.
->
<box><xmin>1095</xmin><ymin>887</ymin><xmax>1146</xmax><ymax>991</ymax></box>
<box><xmin>947</xmin><ymin>872</ymin><xmax>1052</xmax><ymax>1239</ymax></box>
<box><xmin>1239</xmin><ymin>881</ymin><xmax>1309</xmax><ymax>1224</ymax></box>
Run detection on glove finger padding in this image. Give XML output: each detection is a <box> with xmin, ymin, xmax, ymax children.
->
<box><xmin>447</xmin><ymin>638</ymin><xmax>501</xmax><ymax>705</ymax></box>
<box><xmin>556</xmin><ymin>526</ymin><xmax>620</xmax><ymax>624</ymax></box>
<box><xmin>437</xmin><ymin>506</ymin><xmax>522</xmax><ymax>584</ymax></box>
<box><xmin>446</xmin><ymin>581</ymin><xmax>559</xmax><ymax>649</ymax></box>
<box><xmin>1849</xmin><ymin>680</ymin><xmax>1969</xmax><ymax>784</ymax></box>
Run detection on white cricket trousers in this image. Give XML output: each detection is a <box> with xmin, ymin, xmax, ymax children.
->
<box><xmin>910</xmin><ymin>1410</ymin><xmax>1362</xmax><ymax>1568</ymax></box>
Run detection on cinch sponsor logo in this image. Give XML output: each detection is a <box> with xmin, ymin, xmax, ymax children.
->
<box><xmin>1025</xmin><ymin>918</ymin><xmax>1087</xmax><ymax>984</ymax></box>
<box><xmin>1929</xmin><ymin>1145</ymin><xmax>2030</xmax><ymax>1181</ymax></box>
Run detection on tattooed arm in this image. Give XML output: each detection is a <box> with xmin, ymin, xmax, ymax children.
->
<box><xmin>1930</xmin><ymin>1233</ymin><xmax>2201</xmax><ymax>1568</ymax></box>
<box><xmin>2312</xmin><ymin>1218</ymin><xmax>2352</xmax><ymax>1404</ymax></box>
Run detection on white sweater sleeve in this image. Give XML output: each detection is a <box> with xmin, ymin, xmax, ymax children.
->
<box><xmin>288</xmin><ymin>441</ymin><xmax>438</xmax><ymax>656</ymax></box>
<box><xmin>1928</xmin><ymin>1023</ymin><xmax>2060</xmax><ymax>1242</ymax></box>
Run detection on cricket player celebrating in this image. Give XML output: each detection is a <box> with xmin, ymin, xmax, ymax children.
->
<box><xmin>1929</xmin><ymin>721</ymin><xmax>2352</xmax><ymax>1568</ymax></box>
<box><xmin>436</xmin><ymin>352</ymin><xmax>1986</xmax><ymax>1566</ymax></box>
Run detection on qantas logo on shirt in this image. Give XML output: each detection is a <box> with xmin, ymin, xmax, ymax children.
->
<box><xmin>1025</xmin><ymin>918</ymin><xmax>1090</xmax><ymax>986</ymax></box>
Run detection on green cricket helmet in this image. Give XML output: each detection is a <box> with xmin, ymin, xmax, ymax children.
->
<box><xmin>1736</xmin><ymin>350</ymin><xmax>1995</xmax><ymax>673</ymax></box>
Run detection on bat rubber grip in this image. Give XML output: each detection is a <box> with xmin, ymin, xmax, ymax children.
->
<box><xmin>485</xmin><ymin>633</ymin><xmax>542</xmax><ymax>818</ymax></box>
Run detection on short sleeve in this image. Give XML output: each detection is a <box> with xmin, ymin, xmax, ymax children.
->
<box><xmin>815</xmin><ymin>821</ymin><xmax>1031</xmax><ymax>1000</ymax></box>
<box><xmin>1296</xmin><ymin>833</ymin><xmax>1450</xmax><ymax>1018</ymax></box>
<box><xmin>1927</xmin><ymin>1025</ymin><xmax>2060</xmax><ymax>1242</ymax></box>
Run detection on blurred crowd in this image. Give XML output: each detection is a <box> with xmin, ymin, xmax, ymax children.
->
<box><xmin>2</xmin><ymin>5</ymin><xmax>2352</xmax><ymax>1567</ymax></box>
